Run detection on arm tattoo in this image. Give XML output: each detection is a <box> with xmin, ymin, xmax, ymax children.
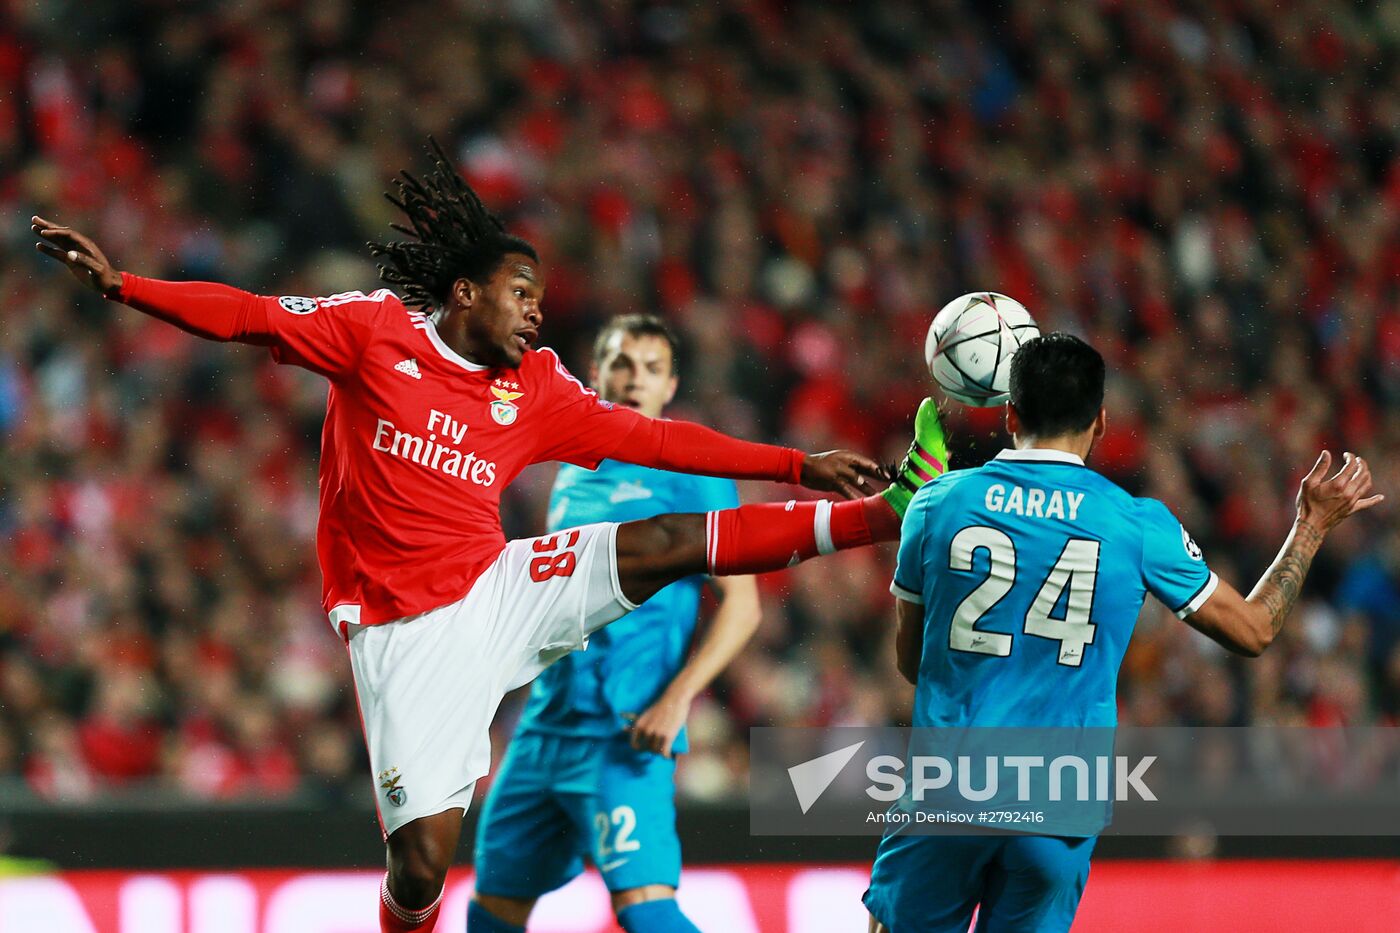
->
<box><xmin>1252</xmin><ymin>522</ymin><xmax>1325</xmax><ymax>635</ymax></box>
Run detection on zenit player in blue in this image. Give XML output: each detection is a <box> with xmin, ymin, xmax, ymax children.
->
<box><xmin>469</xmin><ymin>315</ymin><xmax>761</xmax><ymax>933</ymax></box>
<box><xmin>865</xmin><ymin>333</ymin><xmax>1382</xmax><ymax>933</ymax></box>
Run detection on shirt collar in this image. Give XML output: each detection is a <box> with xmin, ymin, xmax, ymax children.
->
<box><xmin>422</xmin><ymin>313</ymin><xmax>490</xmax><ymax>372</ymax></box>
<box><xmin>994</xmin><ymin>448</ymin><xmax>1086</xmax><ymax>465</ymax></box>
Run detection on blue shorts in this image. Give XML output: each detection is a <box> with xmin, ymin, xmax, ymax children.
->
<box><xmin>473</xmin><ymin>731</ymin><xmax>682</xmax><ymax>897</ymax></box>
<box><xmin>863</xmin><ymin>830</ymin><xmax>1096</xmax><ymax>932</ymax></box>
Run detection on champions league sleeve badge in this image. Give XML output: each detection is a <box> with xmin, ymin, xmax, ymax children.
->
<box><xmin>278</xmin><ymin>295</ymin><xmax>320</xmax><ymax>314</ymax></box>
<box><xmin>489</xmin><ymin>380</ymin><xmax>524</xmax><ymax>426</ymax></box>
<box><xmin>1182</xmin><ymin>525</ymin><xmax>1203</xmax><ymax>561</ymax></box>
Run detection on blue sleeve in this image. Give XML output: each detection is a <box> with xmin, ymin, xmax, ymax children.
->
<box><xmin>688</xmin><ymin>474</ymin><xmax>740</xmax><ymax>513</ymax></box>
<box><xmin>1139</xmin><ymin>499</ymin><xmax>1217</xmax><ymax>618</ymax></box>
<box><xmin>546</xmin><ymin>464</ymin><xmax>585</xmax><ymax>532</ymax></box>
<box><xmin>891</xmin><ymin>483</ymin><xmax>938</xmax><ymax>604</ymax></box>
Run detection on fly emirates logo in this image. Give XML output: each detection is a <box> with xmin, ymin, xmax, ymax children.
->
<box><xmin>371</xmin><ymin>409</ymin><xmax>498</xmax><ymax>486</ymax></box>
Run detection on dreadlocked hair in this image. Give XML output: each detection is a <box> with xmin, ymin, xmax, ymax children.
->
<box><xmin>367</xmin><ymin>137</ymin><xmax>537</xmax><ymax>310</ymax></box>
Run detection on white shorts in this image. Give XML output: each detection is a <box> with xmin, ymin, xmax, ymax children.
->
<box><xmin>345</xmin><ymin>522</ymin><xmax>637</xmax><ymax>838</ymax></box>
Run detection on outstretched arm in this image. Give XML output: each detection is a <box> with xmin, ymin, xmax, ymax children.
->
<box><xmin>610</xmin><ymin>416</ymin><xmax>885</xmax><ymax>498</ymax></box>
<box><xmin>1187</xmin><ymin>451</ymin><xmax>1382</xmax><ymax>656</ymax></box>
<box><xmin>33</xmin><ymin>215</ymin><xmax>378</xmax><ymax>376</ymax></box>
<box><xmin>626</xmin><ymin>574</ymin><xmax>761</xmax><ymax>758</ymax></box>
<box><xmin>534</xmin><ymin>345</ymin><xmax>888</xmax><ymax>497</ymax></box>
<box><xmin>33</xmin><ymin>215</ymin><xmax>274</xmax><ymax>342</ymax></box>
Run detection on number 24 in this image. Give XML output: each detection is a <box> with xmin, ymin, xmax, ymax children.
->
<box><xmin>948</xmin><ymin>526</ymin><xmax>1099</xmax><ymax>667</ymax></box>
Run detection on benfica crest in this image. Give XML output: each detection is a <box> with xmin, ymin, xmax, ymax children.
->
<box><xmin>490</xmin><ymin>379</ymin><xmax>524</xmax><ymax>426</ymax></box>
<box><xmin>379</xmin><ymin>767</ymin><xmax>407</xmax><ymax>807</ymax></box>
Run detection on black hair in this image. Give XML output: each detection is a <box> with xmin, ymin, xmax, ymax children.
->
<box><xmin>1009</xmin><ymin>332</ymin><xmax>1105</xmax><ymax>437</ymax></box>
<box><xmin>368</xmin><ymin>138</ymin><xmax>537</xmax><ymax>310</ymax></box>
<box><xmin>592</xmin><ymin>313</ymin><xmax>682</xmax><ymax>374</ymax></box>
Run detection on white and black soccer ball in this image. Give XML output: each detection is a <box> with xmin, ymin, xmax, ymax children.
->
<box><xmin>924</xmin><ymin>292</ymin><xmax>1040</xmax><ymax>407</ymax></box>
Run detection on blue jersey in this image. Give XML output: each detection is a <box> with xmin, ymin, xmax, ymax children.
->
<box><xmin>516</xmin><ymin>459</ymin><xmax>739</xmax><ymax>754</ymax></box>
<box><xmin>893</xmin><ymin>448</ymin><xmax>1216</xmax><ymax>728</ymax></box>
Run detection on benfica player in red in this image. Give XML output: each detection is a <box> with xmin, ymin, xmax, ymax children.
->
<box><xmin>31</xmin><ymin>144</ymin><xmax>949</xmax><ymax>933</ymax></box>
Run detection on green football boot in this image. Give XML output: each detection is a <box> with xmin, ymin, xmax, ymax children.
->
<box><xmin>881</xmin><ymin>397</ymin><xmax>950</xmax><ymax>519</ymax></box>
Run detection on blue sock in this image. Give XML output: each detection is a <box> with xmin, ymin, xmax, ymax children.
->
<box><xmin>617</xmin><ymin>898</ymin><xmax>701</xmax><ymax>933</ymax></box>
<box><xmin>467</xmin><ymin>899</ymin><xmax>525</xmax><ymax>933</ymax></box>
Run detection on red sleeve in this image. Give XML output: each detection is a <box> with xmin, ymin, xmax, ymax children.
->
<box><xmin>116</xmin><ymin>274</ymin><xmax>387</xmax><ymax>377</ymax></box>
<box><xmin>610</xmin><ymin>417</ymin><xmax>805</xmax><ymax>483</ymax></box>
<box><xmin>529</xmin><ymin>348</ymin><xmax>648</xmax><ymax>468</ymax></box>
<box><xmin>530</xmin><ymin>348</ymin><xmax>804</xmax><ymax>482</ymax></box>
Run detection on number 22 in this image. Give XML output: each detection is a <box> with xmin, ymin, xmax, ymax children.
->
<box><xmin>595</xmin><ymin>805</ymin><xmax>641</xmax><ymax>858</ymax></box>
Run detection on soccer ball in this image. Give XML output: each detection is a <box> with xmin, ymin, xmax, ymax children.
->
<box><xmin>924</xmin><ymin>292</ymin><xmax>1040</xmax><ymax>406</ymax></box>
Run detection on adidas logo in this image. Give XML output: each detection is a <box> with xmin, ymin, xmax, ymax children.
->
<box><xmin>394</xmin><ymin>359</ymin><xmax>422</xmax><ymax>380</ymax></box>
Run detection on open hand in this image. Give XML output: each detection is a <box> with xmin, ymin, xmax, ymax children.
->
<box><xmin>1296</xmin><ymin>451</ymin><xmax>1384</xmax><ymax>533</ymax></box>
<box><xmin>800</xmin><ymin>449</ymin><xmax>886</xmax><ymax>499</ymax></box>
<box><xmin>32</xmin><ymin>215</ymin><xmax>122</xmax><ymax>297</ymax></box>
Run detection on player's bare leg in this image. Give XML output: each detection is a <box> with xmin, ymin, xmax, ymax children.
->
<box><xmin>469</xmin><ymin>881</ymin><xmax>686</xmax><ymax>931</ymax></box>
<box><xmin>610</xmin><ymin>883</ymin><xmax>696</xmax><ymax>932</ymax></box>
<box><xmin>613</xmin><ymin>879</ymin><xmax>677</xmax><ymax>907</ymax></box>
<box><xmin>612</xmin><ymin>883</ymin><xmax>679</xmax><ymax>911</ymax></box>
<box><xmin>613</xmin><ymin>513</ymin><xmax>708</xmax><ymax>602</ymax></box>
<box><xmin>613</xmin><ymin>500</ymin><xmax>882</xmax><ymax>603</ymax></box>
<box><xmin>469</xmin><ymin>892</ymin><xmax>534</xmax><ymax>930</ymax></box>
<box><xmin>467</xmin><ymin>867</ymin><xmax>675</xmax><ymax>930</ymax></box>
<box><xmin>615</xmin><ymin>399</ymin><xmax>948</xmax><ymax>604</ymax></box>
<box><xmin>381</xmin><ymin>809</ymin><xmax>463</xmax><ymax>932</ymax></box>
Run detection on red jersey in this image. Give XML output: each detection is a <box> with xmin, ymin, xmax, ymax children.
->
<box><xmin>272</xmin><ymin>288</ymin><xmax>655</xmax><ymax>627</ymax></box>
<box><xmin>118</xmin><ymin>275</ymin><xmax>803</xmax><ymax>629</ymax></box>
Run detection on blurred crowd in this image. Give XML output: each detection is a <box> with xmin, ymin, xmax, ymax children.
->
<box><xmin>0</xmin><ymin>0</ymin><xmax>1397</xmax><ymax>805</ymax></box>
